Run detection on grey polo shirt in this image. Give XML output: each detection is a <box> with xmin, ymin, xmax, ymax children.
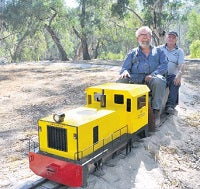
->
<box><xmin>160</xmin><ymin>44</ymin><xmax>184</xmax><ymax>75</ymax></box>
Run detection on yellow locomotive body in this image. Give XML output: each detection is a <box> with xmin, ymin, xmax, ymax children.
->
<box><xmin>29</xmin><ymin>83</ymin><xmax>150</xmax><ymax>187</ymax></box>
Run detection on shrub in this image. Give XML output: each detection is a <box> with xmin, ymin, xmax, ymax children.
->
<box><xmin>99</xmin><ymin>52</ymin><xmax>125</xmax><ymax>60</ymax></box>
<box><xmin>190</xmin><ymin>40</ymin><xmax>200</xmax><ymax>58</ymax></box>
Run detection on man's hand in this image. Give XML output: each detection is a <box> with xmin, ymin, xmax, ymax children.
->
<box><xmin>145</xmin><ymin>75</ymin><xmax>153</xmax><ymax>83</ymax></box>
<box><xmin>119</xmin><ymin>70</ymin><xmax>130</xmax><ymax>79</ymax></box>
<box><xmin>174</xmin><ymin>72</ymin><xmax>182</xmax><ymax>86</ymax></box>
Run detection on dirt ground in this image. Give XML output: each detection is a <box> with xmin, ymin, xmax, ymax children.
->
<box><xmin>0</xmin><ymin>59</ymin><xmax>199</xmax><ymax>189</ymax></box>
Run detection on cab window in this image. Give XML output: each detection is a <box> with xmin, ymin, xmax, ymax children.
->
<box><xmin>127</xmin><ymin>98</ymin><xmax>131</xmax><ymax>112</ymax></box>
<box><xmin>114</xmin><ymin>94</ymin><xmax>124</xmax><ymax>104</ymax></box>
<box><xmin>137</xmin><ymin>95</ymin><xmax>146</xmax><ymax>109</ymax></box>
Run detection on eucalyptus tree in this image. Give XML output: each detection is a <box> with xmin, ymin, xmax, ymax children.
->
<box><xmin>42</xmin><ymin>1</ymin><xmax>69</xmax><ymax>61</ymax></box>
<box><xmin>187</xmin><ymin>10</ymin><xmax>200</xmax><ymax>57</ymax></box>
<box><xmin>2</xmin><ymin>0</ymin><xmax>69</xmax><ymax>62</ymax></box>
<box><xmin>142</xmin><ymin>0</ymin><xmax>183</xmax><ymax>45</ymax></box>
<box><xmin>2</xmin><ymin>0</ymin><xmax>43</xmax><ymax>62</ymax></box>
<box><xmin>69</xmin><ymin>0</ymin><xmax>119</xmax><ymax>60</ymax></box>
<box><xmin>68</xmin><ymin>0</ymin><xmax>138</xmax><ymax>60</ymax></box>
<box><xmin>70</xmin><ymin>0</ymin><xmax>93</xmax><ymax>60</ymax></box>
<box><xmin>111</xmin><ymin>0</ymin><xmax>183</xmax><ymax>45</ymax></box>
<box><xmin>187</xmin><ymin>10</ymin><xmax>200</xmax><ymax>43</ymax></box>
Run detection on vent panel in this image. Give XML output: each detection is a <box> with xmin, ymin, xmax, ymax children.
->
<box><xmin>47</xmin><ymin>126</ymin><xmax>67</xmax><ymax>152</ymax></box>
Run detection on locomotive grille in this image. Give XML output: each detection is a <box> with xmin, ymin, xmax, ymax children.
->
<box><xmin>47</xmin><ymin>126</ymin><xmax>67</xmax><ymax>152</ymax></box>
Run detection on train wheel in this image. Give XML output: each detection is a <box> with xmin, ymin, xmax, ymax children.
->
<box><xmin>126</xmin><ymin>139</ymin><xmax>132</xmax><ymax>154</ymax></box>
<box><xmin>138</xmin><ymin>126</ymin><xmax>149</xmax><ymax>138</ymax></box>
<box><xmin>94</xmin><ymin>159</ymin><xmax>103</xmax><ymax>171</ymax></box>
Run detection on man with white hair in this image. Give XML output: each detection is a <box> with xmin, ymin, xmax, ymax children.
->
<box><xmin>118</xmin><ymin>26</ymin><xmax>168</xmax><ymax>127</ymax></box>
<box><xmin>160</xmin><ymin>31</ymin><xmax>185</xmax><ymax>114</ymax></box>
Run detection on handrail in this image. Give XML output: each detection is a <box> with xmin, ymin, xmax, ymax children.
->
<box><xmin>29</xmin><ymin>138</ymin><xmax>39</xmax><ymax>153</ymax></box>
<box><xmin>74</xmin><ymin>125</ymin><xmax>128</xmax><ymax>160</ymax></box>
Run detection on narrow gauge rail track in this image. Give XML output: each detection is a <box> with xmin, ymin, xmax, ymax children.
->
<box><xmin>25</xmin><ymin>178</ymin><xmax>68</xmax><ymax>189</ymax></box>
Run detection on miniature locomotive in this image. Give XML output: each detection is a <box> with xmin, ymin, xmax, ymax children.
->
<box><xmin>29</xmin><ymin>83</ymin><xmax>150</xmax><ymax>187</ymax></box>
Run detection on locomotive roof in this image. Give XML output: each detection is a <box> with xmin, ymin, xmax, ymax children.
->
<box><xmin>86</xmin><ymin>83</ymin><xmax>150</xmax><ymax>97</ymax></box>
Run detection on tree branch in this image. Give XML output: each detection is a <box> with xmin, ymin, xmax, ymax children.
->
<box><xmin>125</xmin><ymin>5</ymin><xmax>161</xmax><ymax>45</ymax></box>
<box><xmin>72</xmin><ymin>26</ymin><xmax>81</xmax><ymax>39</ymax></box>
<box><xmin>125</xmin><ymin>6</ymin><xmax>144</xmax><ymax>24</ymax></box>
<box><xmin>49</xmin><ymin>7</ymin><xmax>57</xmax><ymax>26</ymax></box>
<box><xmin>0</xmin><ymin>32</ymin><xmax>18</xmax><ymax>41</ymax></box>
<box><xmin>109</xmin><ymin>19</ymin><xmax>137</xmax><ymax>31</ymax></box>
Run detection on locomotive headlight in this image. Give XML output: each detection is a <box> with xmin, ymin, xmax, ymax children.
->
<box><xmin>53</xmin><ymin>113</ymin><xmax>65</xmax><ymax>123</ymax></box>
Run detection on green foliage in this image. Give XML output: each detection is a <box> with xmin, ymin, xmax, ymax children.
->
<box><xmin>60</xmin><ymin>33</ymin><xmax>75</xmax><ymax>59</ymax></box>
<box><xmin>1</xmin><ymin>0</ymin><xmax>71</xmax><ymax>62</ymax></box>
<box><xmin>99</xmin><ymin>52</ymin><xmax>125</xmax><ymax>60</ymax></box>
<box><xmin>100</xmin><ymin>0</ymin><xmax>138</xmax><ymax>58</ymax></box>
<box><xmin>187</xmin><ymin>10</ymin><xmax>200</xmax><ymax>43</ymax></box>
<box><xmin>142</xmin><ymin>0</ymin><xmax>183</xmax><ymax>30</ymax></box>
<box><xmin>186</xmin><ymin>10</ymin><xmax>200</xmax><ymax>57</ymax></box>
<box><xmin>0</xmin><ymin>0</ymin><xmax>198</xmax><ymax>62</ymax></box>
<box><xmin>111</xmin><ymin>0</ymin><xmax>129</xmax><ymax>19</ymax></box>
<box><xmin>20</xmin><ymin>31</ymin><xmax>47</xmax><ymax>61</ymax></box>
<box><xmin>189</xmin><ymin>40</ymin><xmax>200</xmax><ymax>58</ymax></box>
<box><xmin>110</xmin><ymin>0</ymin><xmax>185</xmax><ymax>45</ymax></box>
<box><xmin>0</xmin><ymin>31</ymin><xmax>17</xmax><ymax>62</ymax></box>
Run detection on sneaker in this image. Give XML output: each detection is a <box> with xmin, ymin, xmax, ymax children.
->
<box><xmin>153</xmin><ymin>109</ymin><xmax>161</xmax><ymax>127</ymax></box>
<box><xmin>166</xmin><ymin>107</ymin><xmax>175</xmax><ymax>115</ymax></box>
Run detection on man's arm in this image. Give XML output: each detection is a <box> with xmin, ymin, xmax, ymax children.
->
<box><xmin>119</xmin><ymin>51</ymin><xmax>133</xmax><ymax>79</ymax></box>
<box><xmin>174</xmin><ymin>49</ymin><xmax>185</xmax><ymax>85</ymax></box>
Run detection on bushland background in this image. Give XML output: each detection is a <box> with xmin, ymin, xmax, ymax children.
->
<box><xmin>0</xmin><ymin>0</ymin><xmax>200</xmax><ymax>63</ymax></box>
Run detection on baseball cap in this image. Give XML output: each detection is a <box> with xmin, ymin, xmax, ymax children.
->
<box><xmin>168</xmin><ymin>31</ymin><xmax>178</xmax><ymax>37</ymax></box>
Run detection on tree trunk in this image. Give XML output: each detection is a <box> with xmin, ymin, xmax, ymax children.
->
<box><xmin>74</xmin><ymin>43</ymin><xmax>82</xmax><ymax>60</ymax></box>
<box><xmin>152</xmin><ymin>31</ymin><xmax>160</xmax><ymax>46</ymax></box>
<box><xmin>45</xmin><ymin>24</ymin><xmax>69</xmax><ymax>61</ymax></box>
<box><xmin>12</xmin><ymin>30</ymin><xmax>29</xmax><ymax>62</ymax></box>
<box><xmin>81</xmin><ymin>33</ymin><xmax>90</xmax><ymax>60</ymax></box>
<box><xmin>94</xmin><ymin>40</ymin><xmax>100</xmax><ymax>59</ymax></box>
<box><xmin>125</xmin><ymin>3</ymin><xmax>165</xmax><ymax>46</ymax></box>
<box><xmin>80</xmin><ymin>0</ymin><xmax>90</xmax><ymax>60</ymax></box>
<box><xmin>152</xmin><ymin>0</ymin><xmax>165</xmax><ymax>45</ymax></box>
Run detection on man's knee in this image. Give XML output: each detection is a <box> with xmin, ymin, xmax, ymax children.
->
<box><xmin>150</xmin><ymin>75</ymin><xmax>166</xmax><ymax>89</ymax></box>
<box><xmin>116</xmin><ymin>78</ymin><xmax>130</xmax><ymax>83</ymax></box>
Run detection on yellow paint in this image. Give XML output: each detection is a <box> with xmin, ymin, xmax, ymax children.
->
<box><xmin>38</xmin><ymin>83</ymin><xmax>150</xmax><ymax>160</ymax></box>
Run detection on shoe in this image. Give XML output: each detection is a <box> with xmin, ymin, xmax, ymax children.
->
<box><xmin>153</xmin><ymin>109</ymin><xmax>161</xmax><ymax>127</ymax></box>
<box><xmin>166</xmin><ymin>107</ymin><xmax>175</xmax><ymax>115</ymax></box>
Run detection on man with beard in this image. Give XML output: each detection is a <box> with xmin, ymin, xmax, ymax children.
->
<box><xmin>117</xmin><ymin>26</ymin><xmax>168</xmax><ymax>127</ymax></box>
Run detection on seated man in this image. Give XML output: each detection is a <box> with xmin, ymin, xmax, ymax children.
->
<box><xmin>160</xmin><ymin>31</ymin><xmax>185</xmax><ymax>114</ymax></box>
<box><xmin>117</xmin><ymin>26</ymin><xmax>168</xmax><ymax>126</ymax></box>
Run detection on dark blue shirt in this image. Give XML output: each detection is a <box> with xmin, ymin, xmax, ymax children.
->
<box><xmin>120</xmin><ymin>46</ymin><xmax>168</xmax><ymax>83</ymax></box>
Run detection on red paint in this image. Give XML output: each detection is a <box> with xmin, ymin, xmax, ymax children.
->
<box><xmin>29</xmin><ymin>152</ymin><xmax>83</xmax><ymax>187</ymax></box>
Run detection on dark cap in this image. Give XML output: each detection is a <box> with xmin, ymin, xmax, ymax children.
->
<box><xmin>168</xmin><ymin>31</ymin><xmax>178</xmax><ymax>37</ymax></box>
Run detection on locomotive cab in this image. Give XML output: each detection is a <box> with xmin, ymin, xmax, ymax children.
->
<box><xmin>29</xmin><ymin>83</ymin><xmax>150</xmax><ymax>187</ymax></box>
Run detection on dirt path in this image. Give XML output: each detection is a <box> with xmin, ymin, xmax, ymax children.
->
<box><xmin>0</xmin><ymin>60</ymin><xmax>199</xmax><ymax>189</ymax></box>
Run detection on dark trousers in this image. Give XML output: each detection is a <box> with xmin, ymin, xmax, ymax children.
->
<box><xmin>166</xmin><ymin>74</ymin><xmax>180</xmax><ymax>108</ymax></box>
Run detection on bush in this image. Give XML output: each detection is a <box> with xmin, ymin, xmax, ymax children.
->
<box><xmin>190</xmin><ymin>40</ymin><xmax>200</xmax><ymax>58</ymax></box>
<box><xmin>99</xmin><ymin>52</ymin><xmax>125</xmax><ymax>60</ymax></box>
